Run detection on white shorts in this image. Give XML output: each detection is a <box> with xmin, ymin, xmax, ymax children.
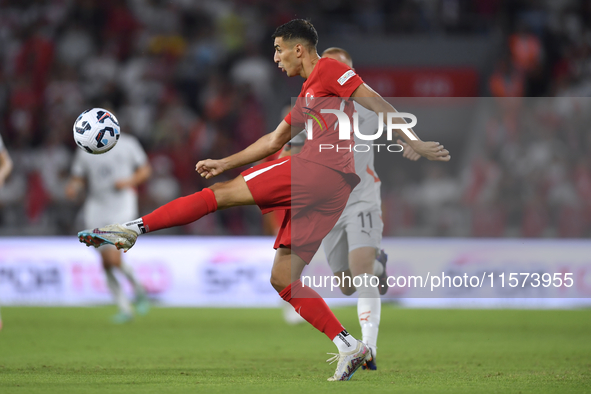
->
<box><xmin>83</xmin><ymin>193</ymin><xmax>138</xmax><ymax>228</ymax></box>
<box><xmin>321</xmin><ymin>204</ymin><xmax>383</xmax><ymax>274</ymax></box>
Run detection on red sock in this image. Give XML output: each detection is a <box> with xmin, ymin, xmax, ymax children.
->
<box><xmin>279</xmin><ymin>279</ymin><xmax>344</xmax><ymax>340</ymax></box>
<box><xmin>142</xmin><ymin>188</ymin><xmax>217</xmax><ymax>232</ymax></box>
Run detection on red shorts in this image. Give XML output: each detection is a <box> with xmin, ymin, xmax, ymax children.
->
<box><xmin>242</xmin><ymin>156</ymin><xmax>358</xmax><ymax>263</ymax></box>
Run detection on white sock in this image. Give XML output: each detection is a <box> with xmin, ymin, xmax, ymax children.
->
<box><xmin>105</xmin><ymin>268</ymin><xmax>133</xmax><ymax>314</ymax></box>
<box><xmin>118</xmin><ymin>262</ymin><xmax>145</xmax><ymax>298</ymax></box>
<box><xmin>122</xmin><ymin>218</ymin><xmax>145</xmax><ymax>235</ymax></box>
<box><xmin>332</xmin><ymin>329</ymin><xmax>358</xmax><ymax>353</ymax></box>
<box><xmin>355</xmin><ymin>274</ymin><xmax>381</xmax><ymax>358</ymax></box>
<box><xmin>373</xmin><ymin>260</ymin><xmax>384</xmax><ymax>277</ymax></box>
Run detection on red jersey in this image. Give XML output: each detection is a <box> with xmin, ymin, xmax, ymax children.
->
<box><xmin>285</xmin><ymin>57</ymin><xmax>364</xmax><ymax>185</ymax></box>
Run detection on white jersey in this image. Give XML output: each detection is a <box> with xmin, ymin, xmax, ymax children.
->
<box><xmin>71</xmin><ymin>134</ymin><xmax>148</xmax><ymax>227</ymax></box>
<box><xmin>0</xmin><ymin>134</ymin><xmax>4</xmax><ymax>151</ymax></box>
<box><xmin>321</xmin><ymin>103</ymin><xmax>384</xmax><ymax>271</ymax></box>
<box><xmin>346</xmin><ymin>103</ymin><xmax>382</xmax><ymax>211</ymax></box>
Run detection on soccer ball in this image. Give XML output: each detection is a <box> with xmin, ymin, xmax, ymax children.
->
<box><xmin>73</xmin><ymin>108</ymin><xmax>121</xmax><ymax>154</ymax></box>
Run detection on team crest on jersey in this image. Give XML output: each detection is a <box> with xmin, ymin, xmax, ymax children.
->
<box><xmin>305</xmin><ymin>90</ymin><xmax>315</xmax><ymax>106</ymax></box>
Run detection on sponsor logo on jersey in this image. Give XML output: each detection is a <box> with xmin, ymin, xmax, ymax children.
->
<box><xmin>337</xmin><ymin>70</ymin><xmax>356</xmax><ymax>86</ymax></box>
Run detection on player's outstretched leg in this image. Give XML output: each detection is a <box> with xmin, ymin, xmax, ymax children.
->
<box><xmin>78</xmin><ymin>177</ymin><xmax>253</xmax><ymax>251</ymax></box>
<box><xmin>271</xmin><ymin>248</ymin><xmax>370</xmax><ymax>381</ymax></box>
<box><xmin>77</xmin><ymin>187</ymin><xmax>219</xmax><ymax>251</ymax></box>
<box><xmin>77</xmin><ymin>187</ymin><xmax>218</xmax><ymax>250</ymax></box>
<box><xmin>78</xmin><ymin>224</ymin><xmax>139</xmax><ymax>251</ymax></box>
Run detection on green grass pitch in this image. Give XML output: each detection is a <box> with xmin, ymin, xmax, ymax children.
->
<box><xmin>0</xmin><ymin>306</ymin><xmax>589</xmax><ymax>393</ymax></box>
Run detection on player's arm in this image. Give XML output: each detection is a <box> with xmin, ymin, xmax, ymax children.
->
<box><xmin>396</xmin><ymin>139</ymin><xmax>422</xmax><ymax>161</ymax></box>
<box><xmin>351</xmin><ymin>83</ymin><xmax>450</xmax><ymax>162</ymax></box>
<box><xmin>0</xmin><ymin>148</ymin><xmax>13</xmax><ymax>188</ymax></box>
<box><xmin>65</xmin><ymin>176</ymin><xmax>85</xmax><ymax>201</ymax></box>
<box><xmin>115</xmin><ymin>162</ymin><xmax>152</xmax><ymax>190</ymax></box>
<box><xmin>196</xmin><ymin>120</ymin><xmax>292</xmax><ymax>179</ymax></box>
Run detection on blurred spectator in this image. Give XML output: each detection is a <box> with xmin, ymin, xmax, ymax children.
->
<box><xmin>508</xmin><ymin>21</ymin><xmax>544</xmax><ymax>95</ymax></box>
<box><xmin>462</xmin><ymin>152</ymin><xmax>501</xmax><ymax>206</ymax></box>
<box><xmin>81</xmin><ymin>40</ymin><xmax>119</xmax><ymax>102</ymax></box>
<box><xmin>56</xmin><ymin>22</ymin><xmax>94</xmax><ymax>68</ymax></box>
<box><xmin>489</xmin><ymin>56</ymin><xmax>525</xmax><ymax>97</ymax></box>
<box><xmin>0</xmin><ymin>133</ymin><xmax>13</xmax><ymax>189</ymax></box>
<box><xmin>145</xmin><ymin>154</ymin><xmax>181</xmax><ymax>209</ymax></box>
<box><xmin>521</xmin><ymin>195</ymin><xmax>548</xmax><ymax>237</ymax></box>
<box><xmin>230</xmin><ymin>45</ymin><xmax>274</xmax><ymax>101</ymax></box>
<box><xmin>471</xmin><ymin>200</ymin><xmax>506</xmax><ymax>237</ymax></box>
<box><xmin>13</xmin><ymin>24</ymin><xmax>54</xmax><ymax>93</ymax></box>
<box><xmin>412</xmin><ymin>164</ymin><xmax>461</xmax><ymax>236</ymax></box>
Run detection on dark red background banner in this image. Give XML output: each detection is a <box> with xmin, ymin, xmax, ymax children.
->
<box><xmin>357</xmin><ymin>67</ymin><xmax>479</xmax><ymax>97</ymax></box>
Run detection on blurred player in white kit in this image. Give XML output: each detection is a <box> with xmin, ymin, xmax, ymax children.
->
<box><xmin>66</xmin><ymin>132</ymin><xmax>152</xmax><ymax>323</ymax></box>
<box><xmin>0</xmin><ymin>132</ymin><xmax>14</xmax><ymax>330</ymax></box>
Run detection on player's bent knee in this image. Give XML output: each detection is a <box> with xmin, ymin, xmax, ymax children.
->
<box><xmin>270</xmin><ymin>274</ymin><xmax>290</xmax><ymax>293</ymax></box>
<box><xmin>349</xmin><ymin>247</ymin><xmax>378</xmax><ymax>277</ymax></box>
<box><xmin>100</xmin><ymin>247</ymin><xmax>121</xmax><ymax>268</ymax></box>
<box><xmin>209</xmin><ymin>176</ymin><xmax>255</xmax><ymax>209</ymax></box>
<box><xmin>101</xmin><ymin>258</ymin><xmax>118</xmax><ymax>269</ymax></box>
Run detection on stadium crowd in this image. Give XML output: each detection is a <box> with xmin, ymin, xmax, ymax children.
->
<box><xmin>0</xmin><ymin>0</ymin><xmax>590</xmax><ymax>237</ymax></box>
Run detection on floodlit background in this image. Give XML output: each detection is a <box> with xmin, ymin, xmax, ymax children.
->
<box><xmin>1</xmin><ymin>0</ymin><xmax>590</xmax><ymax>238</ymax></box>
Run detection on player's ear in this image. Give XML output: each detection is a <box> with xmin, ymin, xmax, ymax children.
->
<box><xmin>295</xmin><ymin>43</ymin><xmax>303</xmax><ymax>57</ymax></box>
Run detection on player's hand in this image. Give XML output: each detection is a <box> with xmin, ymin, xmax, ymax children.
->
<box><xmin>409</xmin><ymin>140</ymin><xmax>451</xmax><ymax>162</ymax></box>
<box><xmin>397</xmin><ymin>139</ymin><xmax>421</xmax><ymax>161</ymax></box>
<box><xmin>196</xmin><ymin>159</ymin><xmax>227</xmax><ymax>179</ymax></box>
<box><xmin>114</xmin><ymin>179</ymin><xmax>131</xmax><ymax>190</ymax></box>
<box><xmin>65</xmin><ymin>178</ymin><xmax>84</xmax><ymax>201</ymax></box>
<box><xmin>65</xmin><ymin>184</ymin><xmax>77</xmax><ymax>200</ymax></box>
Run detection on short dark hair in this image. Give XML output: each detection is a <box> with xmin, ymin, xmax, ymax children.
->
<box><xmin>272</xmin><ymin>19</ymin><xmax>318</xmax><ymax>50</ymax></box>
